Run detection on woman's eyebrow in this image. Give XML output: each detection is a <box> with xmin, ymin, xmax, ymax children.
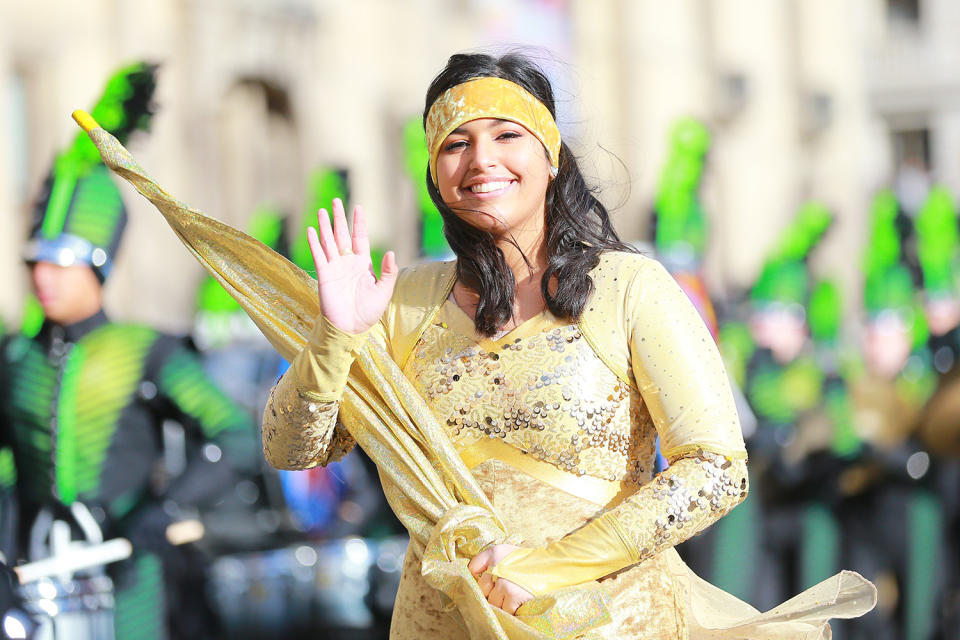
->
<box><xmin>449</xmin><ymin>119</ymin><xmax>512</xmax><ymax>135</ymax></box>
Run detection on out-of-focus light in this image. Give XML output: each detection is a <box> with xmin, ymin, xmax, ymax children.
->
<box><xmin>36</xmin><ymin>580</ymin><xmax>57</xmax><ymax>600</ymax></box>
<box><xmin>338</xmin><ymin>500</ymin><xmax>363</xmax><ymax>524</ymax></box>
<box><xmin>36</xmin><ymin>599</ymin><xmax>58</xmax><ymax>617</ymax></box>
<box><xmin>344</xmin><ymin>537</ymin><xmax>370</xmax><ymax>565</ymax></box>
<box><xmin>294</xmin><ymin>545</ymin><xmax>318</xmax><ymax>567</ymax></box>
<box><xmin>203</xmin><ymin>443</ymin><xmax>222</xmax><ymax>463</ymax></box>
<box><xmin>235</xmin><ymin>480</ymin><xmax>259</xmax><ymax>504</ymax></box>
<box><xmin>906</xmin><ymin>451</ymin><xmax>930</xmax><ymax>479</ymax></box>
<box><xmin>2</xmin><ymin>613</ymin><xmax>28</xmax><ymax>639</ymax></box>
<box><xmin>56</xmin><ymin>248</ymin><xmax>75</xmax><ymax>266</ymax></box>
<box><xmin>255</xmin><ymin>509</ymin><xmax>280</xmax><ymax>533</ymax></box>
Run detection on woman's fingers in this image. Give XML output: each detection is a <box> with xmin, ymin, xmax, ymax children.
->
<box><xmin>486</xmin><ymin>580</ymin><xmax>530</xmax><ymax>615</ymax></box>
<box><xmin>501</xmin><ymin>595</ymin><xmax>522</xmax><ymax>616</ymax></box>
<box><xmin>477</xmin><ymin>572</ymin><xmax>495</xmax><ymax>597</ymax></box>
<box><xmin>306</xmin><ymin>226</ymin><xmax>327</xmax><ymax>275</ymax></box>
<box><xmin>331</xmin><ymin>198</ymin><xmax>352</xmax><ymax>254</ymax></box>
<box><xmin>468</xmin><ymin>550</ymin><xmax>491</xmax><ymax>577</ymax></box>
<box><xmin>488</xmin><ymin>583</ymin><xmax>506</xmax><ymax>610</ymax></box>
<box><xmin>352</xmin><ymin>205</ymin><xmax>371</xmax><ymax>257</ymax></box>
<box><xmin>316</xmin><ymin>208</ymin><xmax>339</xmax><ymax>262</ymax></box>
<box><xmin>377</xmin><ymin>251</ymin><xmax>399</xmax><ymax>292</ymax></box>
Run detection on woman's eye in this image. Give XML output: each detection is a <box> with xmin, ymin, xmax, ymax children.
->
<box><xmin>444</xmin><ymin>140</ymin><xmax>468</xmax><ymax>152</ymax></box>
<box><xmin>498</xmin><ymin>131</ymin><xmax>522</xmax><ymax>140</ymax></box>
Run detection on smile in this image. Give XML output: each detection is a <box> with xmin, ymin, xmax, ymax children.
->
<box><xmin>467</xmin><ymin>180</ymin><xmax>515</xmax><ymax>195</ymax></box>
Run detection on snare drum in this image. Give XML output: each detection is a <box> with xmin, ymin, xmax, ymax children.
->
<box><xmin>19</xmin><ymin>574</ymin><xmax>116</xmax><ymax>640</ymax></box>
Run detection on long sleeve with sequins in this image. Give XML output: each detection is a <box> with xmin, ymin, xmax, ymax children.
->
<box><xmin>491</xmin><ymin>257</ymin><xmax>749</xmax><ymax>595</ymax></box>
<box><xmin>262</xmin><ymin>314</ymin><xmax>371</xmax><ymax>470</ymax></box>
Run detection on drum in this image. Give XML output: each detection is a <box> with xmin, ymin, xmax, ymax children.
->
<box><xmin>19</xmin><ymin>575</ymin><xmax>115</xmax><ymax>640</ymax></box>
<box><xmin>208</xmin><ymin>536</ymin><xmax>407</xmax><ymax>638</ymax></box>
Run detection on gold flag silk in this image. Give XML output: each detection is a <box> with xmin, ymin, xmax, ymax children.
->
<box><xmin>79</xmin><ymin>120</ymin><xmax>612</xmax><ymax>639</ymax></box>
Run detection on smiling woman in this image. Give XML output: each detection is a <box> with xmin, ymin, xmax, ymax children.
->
<box><xmin>435</xmin><ymin>117</ymin><xmax>552</xmax><ymax>240</ymax></box>
<box><xmin>422</xmin><ymin>56</ymin><xmax>635</xmax><ymax>338</ymax></box>
<box><xmin>259</xmin><ymin>51</ymin><xmax>877</xmax><ymax>639</ymax></box>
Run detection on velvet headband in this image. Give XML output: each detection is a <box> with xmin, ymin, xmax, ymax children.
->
<box><xmin>425</xmin><ymin>76</ymin><xmax>562</xmax><ymax>185</ymax></box>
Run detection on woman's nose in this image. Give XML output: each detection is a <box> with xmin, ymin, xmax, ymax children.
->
<box><xmin>468</xmin><ymin>136</ymin><xmax>496</xmax><ymax>171</ymax></box>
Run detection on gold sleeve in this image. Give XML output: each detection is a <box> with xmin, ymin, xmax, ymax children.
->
<box><xmin>491</xmin><ymin>453</ymin><xmax>747</xmax><ymax>594</ymax></box>
<box><xmin>261</xmin><ymin>313</ymin><xmax>378</xmax><ymax>470</ymax></box>
<box><xmin>626</xmin><ymin>258</ymin><xmax>746</xmax><ymax>461</ymax></box>
<box><xmin>490</xmin><ymin>257</ymin><xmax>749</xmax><ymax>594</ymax></box>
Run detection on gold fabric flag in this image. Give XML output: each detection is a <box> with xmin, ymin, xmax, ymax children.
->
<box><xmin>73</xmin><ymin>111</ymin><xmax>611</xmax><ymax>640</ymax></box>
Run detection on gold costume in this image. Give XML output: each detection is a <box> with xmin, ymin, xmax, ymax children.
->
<box><xmin>76</xmin><ymin>111</ymin><xmax>876</xmax><ymax>640</ymax></box>
<box><xmin>263</xmin><ymin>254</ymin><xmax>868</xmax><ymax>639</ymax></box>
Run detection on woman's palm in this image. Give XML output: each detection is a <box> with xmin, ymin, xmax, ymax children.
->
<box><xmin>307</xmin><ymin>199</ymin><xmax>397</xmax><ymax>334</ymax></box>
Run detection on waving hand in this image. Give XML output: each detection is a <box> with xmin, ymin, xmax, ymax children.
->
<box><xmin>306</xmin><ymin>198</ymin><xmax>398</xmax><ymax>334</ymax></box>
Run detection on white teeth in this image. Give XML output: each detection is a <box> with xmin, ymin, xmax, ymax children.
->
<box><xmin>469</xmin><ymin>181</ymin><xmax>512</xmax><ymax>194</ymax></box>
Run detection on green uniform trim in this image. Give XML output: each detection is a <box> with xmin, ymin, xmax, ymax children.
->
<box><xmin>906</xmin><ymin>491</ymin><xmax>941</xmax><ymax>640</ymax></box>
<box><xmin>710</xmin><ymin>486</ymin><xmax>759</xmax><ymax>600</ymax></box>
<box><xmin>0</xmin><ymin>448</ymin><xmax>15</xmax><ymax>489</ymax></box>
<box><xmin>55</xmin><ymin>344</ymin><xmax>85</xmax><ymax>504</ymax></box>
<box><xmin>801</xmin><ymin>503</ymin><xmax>839</xmax><ymax>588</ymax></box>
<box><xmin>112</xmin><ymin>552</ymin><xmax>166</xmax><ymax>640</ymax></box>
<box><xmin>157</xmin><ymin>348</ymin><xmax>249</xmax><ymax>439</ymax></box>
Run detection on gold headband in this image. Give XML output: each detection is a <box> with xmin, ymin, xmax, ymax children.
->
<box><xmin>425</xmin><ymin>77</ymin><xmax>561</xmax><ymax>185</ymax></box>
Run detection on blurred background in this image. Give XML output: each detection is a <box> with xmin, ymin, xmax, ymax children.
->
<box><xmin>0</xmin><ymin>0</ymin><xmax>959</xmax><ymax>639</ymax></box>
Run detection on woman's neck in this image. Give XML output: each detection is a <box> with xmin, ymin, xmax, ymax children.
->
<box><xmin>496</xmin><ymin>232</ymin><xmax>548</xmax><ymax>289</ymax></box>
<box><xmin>453</xmin><ymin>232</ymin><xmax>549</xmax><ymax>331</ymax></box>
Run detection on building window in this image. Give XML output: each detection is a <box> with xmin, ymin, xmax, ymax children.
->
<box><xmin>892</xmin><ymin>127</ymin><xmax>931</xmax><ymax>214</ymax></box>
<box><xmin>887</xmin><ymin>0</ymin><xmax>921</xmax><ymax>27</ymax></box>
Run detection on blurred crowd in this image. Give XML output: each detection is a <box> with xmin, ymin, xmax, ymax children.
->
<box><xmin>656</xmin><ymin>119</ymin><xmax>960</xmax><ymax>640</ymax></box>
<box><xmin>0</xmin><ymin>67</ymin><xmax>958</xmax><ymax>640</ymax></box>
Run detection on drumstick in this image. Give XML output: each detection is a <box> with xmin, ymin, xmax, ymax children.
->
<box><xmin>14</xmin><ymin>539</ymin><xmax>133</xmax><ymax>583</ymax></box>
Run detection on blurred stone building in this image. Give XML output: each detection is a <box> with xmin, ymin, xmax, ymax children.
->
<box><xmin>0</xmin><ymin>0</ymin><xmax>958</xmax><ymax>331</ymax></box>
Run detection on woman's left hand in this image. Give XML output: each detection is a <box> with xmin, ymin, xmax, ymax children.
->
<box><xmin>468</xmin><ymin>544</ymin><xmax>534</xmax><ymax>615</ymax></box>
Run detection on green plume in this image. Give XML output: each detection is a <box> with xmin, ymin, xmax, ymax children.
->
<box><xmin>197</xmin><ymin>207</ymin><xmax>284</xmax><ymax>313</ymax></box>
<box><xmin>770</xmin><ymin>202</ymin><xmax>832</xmax><ymax>262</ymax></box>
<box><xmin>39</xmin><ymin>62</ymin><xmax>157</xmax><ymax>241</ymax></box>
<box><xmin>864</xmin><ymin>263</ymin><xmax>914</xmax><ymax>314</ymax></box>
<box><xmin>749</xmin><ymin>202</ymin><xmax>832</xmax><ymax>308</ymax></box>
<box><xmin>402</xmin><ymin>117</ymin><xmax>448</xmax><ymax>257</ymax></box>
<box><xmin>61</xmin><ymin>62</ymin><xmax>158</xmax><ymax>170</ymax></box>
<box><xmin>654</xmin><ymin>118</ymin><xmax>710</xmax><ymax>258</ymax></box>
<box><xmin>809</xmin><ymin>279</ymin><xmax>842</xmax><ymax>343</ymax></box>
<box><xmin>292</xmin><ymin>169</ymin><xmax>348</xmax><ymax>273</ymax></box>
<box><xmin>750</xmin><ymin>259</ymin><xmax>809</xmax><ymax>306</ymax></box>
<box><xmin>862</xmin><ymin>189</ymin><xmax>901</xmax><ymax>277</ymax></box>
<box><xmin>915</xmin><ymin>186</ymin><xmax>959</xmax><ymax>298</ymax></box>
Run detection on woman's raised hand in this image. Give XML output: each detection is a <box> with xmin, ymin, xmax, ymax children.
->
<box><xmin>306</xmin><ymin>198</ymin><xmax>398</xmax><ymax>334</ymax></box>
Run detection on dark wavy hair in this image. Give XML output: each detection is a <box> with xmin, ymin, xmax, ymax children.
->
<box><xmin>424</xmin><ymin>52</ymin><xmax>635</xmax><ymax>337</ymax></box>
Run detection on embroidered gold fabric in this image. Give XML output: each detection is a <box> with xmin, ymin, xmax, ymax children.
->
<box><xmin>78</xmin><ymin>112</ymin><xmax>877</xmax><ymax>640</ymax></box>
<box><xmin>406</xmin><ymin>306</ymin><xmax>653</xmax><ymax>488</ymax></box>
<box><xmin>262</xmin><ymin>382</ymin><xmax>353</xmax><ymax>469</ymax></box>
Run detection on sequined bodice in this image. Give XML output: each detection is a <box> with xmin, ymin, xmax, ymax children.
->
<box><xmin>404</xmin><ymin>302</ymin><xmax>658</xmax><ymax>487</ymax></box>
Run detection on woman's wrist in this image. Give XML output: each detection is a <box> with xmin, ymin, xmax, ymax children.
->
<box><xmin>291</xmin><ymin>313</ymin><xmax>370</xmax><ymax>400</ymax></box>
<box><xmin>488</xmin><ymin>512</ymin><xmax>638</xmax><ymax>595</ymax></box>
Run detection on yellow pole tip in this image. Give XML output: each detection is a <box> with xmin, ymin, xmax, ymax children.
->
<box><xmin>72</xmin><ymin>110</ymin><xmax>100</xmax><ymax>132</ymax></box>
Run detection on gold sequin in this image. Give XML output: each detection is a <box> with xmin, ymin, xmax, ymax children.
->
<box><xmin>407</xmin><ymin>313</ymin><xmax>658</xmax><ymax>486</ymax></box>
<box><xmin>262</xmin><ymin>382</ymin><xmax>353</xmax><ymax>469</ymax></box>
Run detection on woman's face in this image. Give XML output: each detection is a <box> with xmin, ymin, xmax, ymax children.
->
<box><xmin>434</xmin><ymin>117</ymin><xmax>551</xmax><ymax>239</ymax></box>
